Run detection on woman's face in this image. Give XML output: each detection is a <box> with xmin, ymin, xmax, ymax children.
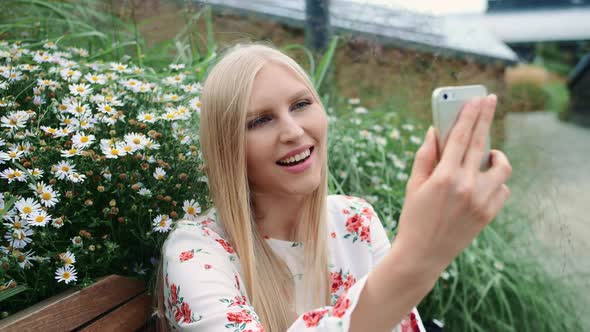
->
<box><xmin>245</xmin><ymin>62</ymin><xmax>327</xmax><ymax>196</ymax></box>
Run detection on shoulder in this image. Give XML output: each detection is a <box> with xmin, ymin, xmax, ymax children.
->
<box><xmin>327</xmin><ymin>195</ymin><xmax>379</xmax><ymax>244</ymax></box>
<box><xmin>162</xmin><ymin>208</ymin><xmax>238</xmax><ymax>263</ymax></box>
<box><xmin>327</xmin><ymin>194</ymin><xmax>376</xmax><ymax>216</ymax></box>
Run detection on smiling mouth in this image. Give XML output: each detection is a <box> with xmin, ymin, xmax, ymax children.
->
<box><xmin>276</xmin><ymin>147</ymin><xmax>314</xmax><ymax>167</ymax></box>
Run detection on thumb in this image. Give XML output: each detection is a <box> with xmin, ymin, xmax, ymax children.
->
<box><xmin>406</xmin><ymin>126</ymin><xmax>438</xmax><ymax>194</ymax></box>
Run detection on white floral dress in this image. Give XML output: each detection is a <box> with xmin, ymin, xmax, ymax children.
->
<box><xmin>161</xmin><ymin>195</ymin><xmax>427</xmax><ymax>332</ymax></box>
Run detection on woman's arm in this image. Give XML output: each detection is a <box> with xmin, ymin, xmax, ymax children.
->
<box><xmin>352</xmin><ymin>96</ymin><xmax>512</xmax><ymax>331</ymax></box>
<box><xmin>350</xmin><ymin>239</ymin><xmax>437</xmax><ymax>332</ymax></box>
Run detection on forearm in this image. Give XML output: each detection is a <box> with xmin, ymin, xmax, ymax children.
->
<box><xmin>349</xmin><ymin>239</ymin><xmax>438</xmax><ymax>332</ymax></box>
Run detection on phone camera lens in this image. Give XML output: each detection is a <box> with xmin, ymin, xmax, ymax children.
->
<box><xmin>443</xmin><ymin>93</ymin><xmax>448</xmax><ymax>100</ymax></box>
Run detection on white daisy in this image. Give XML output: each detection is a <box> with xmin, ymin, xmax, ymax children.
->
<box><xmin>69</xmin><ymin>83</ymin><xmax>92</xmax><ymax>97</ymax></box>
<box><xmin>15</xmin><ymin>197</ymin><xmax>42</xmax><ymax>218</ymax></box>
<box><xmin>110</xmin><ymin>62</ymin><xmax>129</xmax><ymax>73</ymax></box>
<box><xmin>29</xmin><ymin>182</ymin><xmax>59</xmax><ymax>208</ymax></box>
<box><xmin>0</xmin><ymin>149</ymin><xmax>24</xmax><ymax>162</ymax></box>
<box><xmin>27</xmin><ymin>210</ymin><xmax>51</xmax><ymax>227</ymax></box>
<box><xmin>152</xmin><ymin>214</ymin><xmax>171</xmax><ymax>233</ymax></box>
<box><xmin>402</xmin><ymin>123</ymin><xmax>415</xmax><ymax>131</ymax></box>
<box><xmin>153</xmin><ymin>167</ymin><xmax>166</xmax><ymax>180</ymax></box>
<box><xmin>59</xmin><ymin>68</ymin><xmax>82</xmax><ymax>82</ymax></box>
<box><xmin>124</xmin><ymin>132</ymin><xmax>147</xmax><ymax>150</ymax></box>
<box><xmin>138</xmin><ymin>188</ymin><xmax>152</xmax><ymax>197</ymax></box>
<box><xmin>67</xmin><ymin>172</ymin><xmax>86</xmax><ymax>183</ymax></box>
<box><xmin>53</xmin><ymin>160</ymin><xmax>76</xmax><ymax>180</ymax></box>
<box><xmin>72</xmin><ymin>132</ymin><xmax>95</xmax><ymax>149</ymax></box>
<box><xmin>101</xmin><ymin>144</ymin><xmax>126</xmax><ymax>159</ymax></box>
<box><xmin>189</xmin><ymin>97</ymin><xmax>202</xmax><ymax>113</ymax></box>
<box><xmin>61</xmin><ymin>147</ymin><xmax>82</xmax><ymax>158</ymax></box>
<box><xmin>97</xmin><ymin>103</ymin><xmax>116</xmax><ymax>115</ymax></box>
<box><xmin>1</xmin><ymin>111</ymin><xmax>30</xmax><ymax>130</ymax></box>
<box><xmin>83</xmin><ymin>73</ymin><xmax>107</xmax><ymax>85</ymax></box>
<box><xmin>122</xmin><ymin>78</ymin><xmax>140</xmax><ymax>90</ymax></box>
<box><xmin>182</xmin><ymin>199</ymin><xmax>201</xmax><ymax>220</ymax></box>
<box><xmin>71</xmin><ymin>236</ymin><xmax>83</xmax><ymax>247</ymax></box>
<box><xmin>169</xmin><ymin>63</ymin><xmax>185</xmax><ymax>70</ymax></box>
<box><xmin>59</xmin><ymin>251</ymin><xmax>76</xmax><ymax>266</ymax></box>
<box><xmin>16</xmin><ymin>249</ymin><xmax>37</xmax><ymax>269</ymax></box>
<box><xmin>137</xmin><ymin>112</ymin><xmax>157</xmax><ymax>123</ymax></box>
<box><xmin>0</xmin><ymin>167</ymin><xmax>22</xmax><ymax>182</ymax></box>
<box><xmin>4</xmin><ymin>227</ymin><xmax>34</xmax><ymax>249</ymax></box>
<box><xmin>55</xmin><ymin>265</ymin><xmax>78</xmax><ymax>284</ymax></box>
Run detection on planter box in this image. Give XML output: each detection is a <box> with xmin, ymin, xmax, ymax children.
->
<box><xmin>0</xmin><ymin>275</ymin><xmax>154</xmax><ymax>332</ymax></box>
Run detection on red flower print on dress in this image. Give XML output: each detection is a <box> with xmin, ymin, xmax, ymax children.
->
<box><xmin>215</xmin><ymin>238</ymin><xmax>235</xmax><ymax>254</ymax></box>
<box><xmin>342</xmin><ymin>208</ymin><xmax>350</xmax><ymax>215</ymax></box>
<box><xmin>204</xmin><ymin>264</ymin><xmax>212</xmax><ymax>270</ymax></box>
<box><xmin>332</xmin><ymin>295</ymin><xmax>350</xmax><ymax>318</ymax></box>
<box><xmin>360</xmin><ymin>225</ymin><xmax>371</xmax><ymax>243</ymax></box>
<box><xmin>170</xmin><ymin>283</ymin><xmax>179</xmax><ymax>304</ymax></box>
<box><xmin>345</xmin><ymin>214</ymin><xmax>363</xmax><ymax>233</ymax></box>
<box><xmin>344</xmin><ymin>274</ymin><xmax>356</xmax><ymax>291</ymax></box>
<box><xmin>181</xmin><ymin>302</ymin><xmax>192</xmax><ymax>323</ymax></box>
<box><xmin>179</xmin><ymin>250</ymin><xmax>194</xmax><ymax>262</ymax></box>
<box><xmin>361</xmin><ymin>206</ymin><xmax>373</xmax><ymax>219</ymax></box>
<box><xmin>330</xmin><ymin>232</ymin><xmax>336</xmax><ymax>238</ymax></box>
<box><xmin>174</xmin><ymin>305</ymin><xmax>184</xmax><ymax>322</ymax></box>
<box><xmin>330</xmin><ymin>271</ymin><xmax>344</xmax><ymax>293</ymax></box>
<box><xmin>227</xmin><ymin>309</ymin><xmax>254</xmax><ymax>324</ymax></box>
<box><xmin>232</xmin><ymin>295</ymin><xmax>247</xmax><ymax>306</ymax></box>
<box><xmin>302</xmin><ymin>308</ymin><xmax>329</xmax><ymax>328</ymax></box>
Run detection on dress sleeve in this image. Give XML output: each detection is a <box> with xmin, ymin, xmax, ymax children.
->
<box><xmin>162</xmin><ymin>223</ymin><xmax>265</xmax><ymax>331</ymax></box>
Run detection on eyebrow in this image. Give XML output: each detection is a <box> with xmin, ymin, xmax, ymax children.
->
<box><xmin>247</xmin><ymin>89</ymin><xmax>311</xmax><ymax>117</ymax></box>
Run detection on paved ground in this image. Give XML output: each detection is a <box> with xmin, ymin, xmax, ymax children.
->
<box><xmin>503</xmin><ymin>111</ymin><xmax>590</xmax><ymax>330</ymax></box>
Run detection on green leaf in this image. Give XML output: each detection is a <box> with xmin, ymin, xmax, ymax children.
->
<box><xmin>0</xmin><ymin>285</ymin><xmax>30</xmax><ymax>303</ymax></box>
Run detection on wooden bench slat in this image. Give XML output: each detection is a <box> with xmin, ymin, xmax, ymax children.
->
<box><xmin>79</xmin><ymin>292</ymin><xmax>152</xmax><ymax>332</ymax></box>
<box><xmin>0</xmin><ymin>275</ymin><xmax>146</xmax><ymax>331</ymax></box>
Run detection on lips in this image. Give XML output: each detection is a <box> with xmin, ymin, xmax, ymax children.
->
<box><xmin>277</xmin><ymin>144</ymin><xmax>314</xmax><ymax>162</ymax></box>
<box><xmin>276</xmin><ymin>147</ymin><xmax>313</xmax><ymax>166</ymax></box>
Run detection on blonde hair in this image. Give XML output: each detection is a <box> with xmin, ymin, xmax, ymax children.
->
<box><xmin>153</xmin><ymin>41</ymin><xmax>331</xmax><ymax>332</ymax></box>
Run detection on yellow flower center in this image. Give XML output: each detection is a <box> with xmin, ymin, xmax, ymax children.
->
<box><xmin>81</xmin><ymin>136</ymin><xmax>89</xmax><ymax>143</ymax></box>
<box><xmin>187</xmin><ymin>207</ymin><xmax>195</xmax><ymax>214</ymax></box>
<box><xmin>42</xmin><ymin>192</ymin><xmax>52</xmax><ymax>200</ymax></box>
<box><xmin>23</xmin><ymin>206</ymin><xmax>32</xmax><ymax>214</ymax></box>
<box><xmin>35</xmin><ymin>215</ymin><xmax>44</xmax><ymax>223</ymax></box>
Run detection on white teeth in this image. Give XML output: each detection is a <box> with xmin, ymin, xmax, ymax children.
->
<box><xmin>279</xmin><ymin>148</ymin><xmax>311</xmax><ymax>164</ymax></box>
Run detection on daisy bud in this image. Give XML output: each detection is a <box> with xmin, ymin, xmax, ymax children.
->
<box><xmin>141</xmin><ymin>163</ymin><xmax>149</xmax><ymax>171</ymax></box>
<box><xmin>175</xmin><ymin>184</ymin><xmax>181</xmax><ymax>189</ymax></box>
<box><xmin>155</xmin><ymin>132</ymin><xmax>162</xmax><ymax>139</ymax></box>
<box><xmin>119</xmin><ymin>173</ymin><xmax>127</xmax><ymax>181</ymax></box>
<box><xmin>128</xmin><ymin>119</ymin><xmax>136</xmax><ymax>125</ymax></box>
<box><xmin>86</xmin><ymin>171</ymin><xmax>93</xmax><ymax>176</ymax></box>
<box><xmin>117</xmin><ymin>217</ymin><xmax>125</xmax><ymax>223</ymax></box>
<box><xmin>97</xmin><ymin>186</ymin><xmax>105</xmax><ymax>192</ymax></box>
<box><xmin>23</xmin><ymin>161</ymin><xmax>31</xmax><ymax>168</ymax></box>
<box><xmin>49</xmin><ymin>179</ymin><xmax>57</xmax><ymax>185</ymax></box>
<box><xmin>179</xmin><ymin>173</ymin><xmax>188</xmax><ymax>181</ymax></box>
<box><xmin>65</xmin><ymin>191</ymin><xmax>73</xmax><ymax>198</ymax></box>
<box><xmin>109</xmin><ymin>130</ymin><xmax>116</xmax><ymax>136</ymax></box>
<box><xmin>135</xmin><ymin>153</ymin><xmax>142</xmax><ymax>160</ymax></box>
<box><xmin>139</xmin><ymin>123</ymin><xmax>147</xmax><ymax>130</ymax></box>
<box><xmin>148</xmin><ymin>130</ymin><xmax>156</xmax><ymax>138</ymax></box>
<box><xmin>84</xmin><ymin>199</ymin><xmax>93</xmax><ymax>206</ymax></box>
<box><xmin>156</xmin><ymin>195</ymin><xmax>164</xmax><ymax>200</ymax></box>
<box><xmin>88</xmin><ymin>245</ymin><xmax>96</xmax><ymax>251</ymax></box>
<box><xmin>131</xmin><ymin>183</ymin><xmax>140</xmax><ymax>191</ymax></box>
<box><xmin>80</xmin><ymin>230</ymin><xmax>92</xmax><ymax>238</ymax></box>
<box><xmin>170</xmin><ymin>211</ymin><xmax>178</xmax><ymax>218</ymax></box>
<box><xmin>164</xmin><ymin>195</ymin><xmax>172</xmax><ymax>202</ymax></box>
<box><xmin>109</xmin><ymin>199</ymin><xmax>117</xmax><ymax>207</ymax></box>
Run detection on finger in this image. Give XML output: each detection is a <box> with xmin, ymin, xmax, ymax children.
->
<box><xmin>440</xmin><ymin>97</ymin><xmax>482</xmax><ymax>168</ymax></box>
<box><xmin>406</xmin><ymin>126</ymin><xmax>438</xmax><ymax>194</ymax></box>
<box><xmin>464</xmin><ymin>95</ymin><xmax>497</xmax><ymax>171</ymax></box>
<box><xmin>484</xmin><ymin>184</ymin><xmax>511</xmax><ymax>225</ymax></box>
<box><xmin>485</xmin><ymin>150</ymin><xmax>513</xmax><ymax>186</ymax></box>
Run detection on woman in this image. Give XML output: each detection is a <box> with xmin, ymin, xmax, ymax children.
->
<box><xmin>154</xmin><ymin>42</ymin><xmax>512</xmax><ymax>332</ymax></box>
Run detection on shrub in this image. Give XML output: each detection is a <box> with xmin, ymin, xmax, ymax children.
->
<box><xmin>505</xmin><ymin>82</ymin><xmax>550</xmax><ymax>112</ymax></box>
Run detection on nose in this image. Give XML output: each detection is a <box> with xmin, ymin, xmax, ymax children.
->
<box><xmin>278</xmin><ymin>114</ymin><xmax>304</xmax><ymax>143</ymax></box>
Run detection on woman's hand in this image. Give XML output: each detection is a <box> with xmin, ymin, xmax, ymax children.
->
<box><xmin>395</xmin><ymin>95</ymin><xmax>512</xmax><ymax>276</ymax></box>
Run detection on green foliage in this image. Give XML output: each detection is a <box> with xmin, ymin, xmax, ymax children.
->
<box><xmin>506</xmin><ymin>83</ymin><xmax>550</xmax><ymax>112</ymax></box>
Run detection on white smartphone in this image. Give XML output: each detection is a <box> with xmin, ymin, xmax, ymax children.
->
<box><xmin>432</xmin><ymin>85</ymin><xmax>491</xmax><ymax>171</ymax></box>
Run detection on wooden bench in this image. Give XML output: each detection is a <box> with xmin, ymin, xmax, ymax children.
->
<box><xmin>0</xmin><ymin>275</ymin><xmax>156</xmax><ymax>332</ymax></box>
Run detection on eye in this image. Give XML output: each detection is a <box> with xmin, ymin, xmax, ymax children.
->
<box><xmin>247</xmin><ymin>115</ymin><xmax>272</xmax><ymax>129</ymax></box>
<box><xmin>292</xmin><ymin>100</ymin><xmax>311</xmax><ymax>111</ymax></box>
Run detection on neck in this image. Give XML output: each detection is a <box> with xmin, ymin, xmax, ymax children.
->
<box><xmin>251</xmin><ymin>191</ymin><xmax>307</xmax><ymax>242</ymax></box>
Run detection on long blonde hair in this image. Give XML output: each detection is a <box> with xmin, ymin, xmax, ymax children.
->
<box><xmin>153</xmin><ymin>42</ymin><xmax>331</xmax><ymax>331</ymax></box>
